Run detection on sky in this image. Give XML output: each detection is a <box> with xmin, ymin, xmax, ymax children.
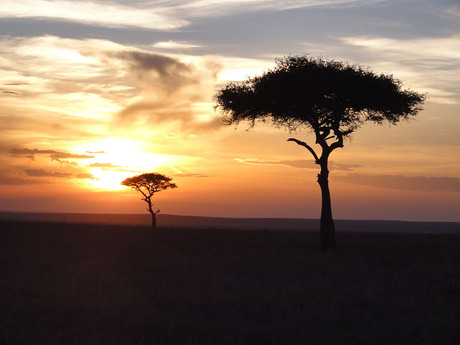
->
<box><xmin>0</xmin><ymin>0</ymin><xmax>459</xmax><ymax>221</ymax></box>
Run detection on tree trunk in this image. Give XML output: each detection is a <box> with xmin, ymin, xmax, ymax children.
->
<box><xmin>317</xmin><ymin>161</ymin><xmax>336</xmax><ymax>250</ymax></box>
<box><xmin>151</xmin><ymin>213</ymin><xmax>157</xmax><ymax>228</ymax></box>
<box><xmin>146</xmin><ymin>199</ymin><xmax>157</xmax><ymax>228</ymax></box>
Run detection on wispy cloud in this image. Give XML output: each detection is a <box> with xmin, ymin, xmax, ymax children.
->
<box><xmin>10</xmin><ymin>148</ymin><xmax>94</xmax><ymax>164</ymax></box>
<box><xmin>0</xmin><ymin>173</ymin><xmax>50</xmax><ymax>185</ymax></box>
<box><xmin>236</xmin><ymin>159</ymin><xmax>362</xmax><ymax>171</ymax></box>
<box><xmin>0</xmin><ymin>36</ymin><xmax>127</xmax><ymax>123</ymax></box>
<box><xmin>335</xmin><ymin>174</ymin><xmax>460</xmax><ymax>193</ymax></box>
<box><xmin>75</xmin><ymin>173</ymin><xmax>98</xmax><ymax>180</ymax></box>
<box><xmin>88</xmin><ymin>163</ymin><xmax>121</xmax><ymax>169</ymax></box>
<box><xmin>173</xmin><ymin>173</ymin><xmax>208</xmax><ymax>178</ymax></box>
<box><xmin>169</xmin><ymin>0</ymin><xmax>384</xmax><ymax>18</ymax></box>
<box><xmin>111</xmin><ymin>49</ymin><xmax>223</xmax><ymax>131</ymax></box>
<box><xmin>0</xmin><ymin>0</ymin><xmax>186</xmax><ymax>30</ymax></box>
<box><xmin>152</xmin><ymin>41</ymin><xmax>203</xmax><ymax>50</ymax></box>
<box><xmin>24</xmin><ymin>169</ymin><xmax>99</xmax><ymax>180</ymax></box>
<box><xmin>0</xmin><ymin>35</ymin><xmax>224</xmax><ymax>134</ymax></box>
<box><xmin>447</xmin><ymin>5</ymin><xmax>460</xmax><ymax>19</ymax></box>
<box><xmin>0</xmin><ymin>0</ymin><xmax>384</xmax><ymax>32</ymax></box>
<box><xmin>236</xmin><ymin>158</ymin><xmax>316</xmax><ymax>169</ymax></box>
<box><xmin>25</xmin><ymin>169</ymin><xmax>72</xmax><ymax>178</ymax></box>
<box><xmin>339</xmin><ymin>35</ymin><xmax>460</xmax><ymax>104</ymax></box>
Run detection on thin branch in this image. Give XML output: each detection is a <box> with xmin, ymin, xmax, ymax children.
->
<box><xmin>329</xmin><ymin>129</ymin><xmax>344</xmax><ymax>151</ymax></box>
<box><xmin>135</xmin><ymin>185</ymin><xmax>148</xmax><ymax>199</ymax></box>
<box><xmin>287</xmin><ymin>138</ymin><xmax>320</xmax><ymax>163</ymax></box>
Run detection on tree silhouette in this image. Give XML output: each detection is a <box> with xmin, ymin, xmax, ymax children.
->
<box><xmin>216</xmin><ymin>55</ymin><xmax>426</xmax><ymax>250</ymax></box>
<box><xmin>122</xmin><ymin>173</ymin><xmax>177</xmax><ymax>227</ymax></box>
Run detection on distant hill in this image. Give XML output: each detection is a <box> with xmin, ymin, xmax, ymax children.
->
<box><xmin>0</xmin><ymin>212</ymin><xmax>458</xmax><ymax>234</ymax></box>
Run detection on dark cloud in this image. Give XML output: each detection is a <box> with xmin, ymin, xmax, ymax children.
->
<box><xmin>75</xmin><ymin>173</ymin><xmax>98</xmax><ymax>180</ymax></box>
<box><xmin>335</xmin><ymin>174</ymin><xmax>460</xmax><ymax>193</ymax></box>
<box><xmin>10</xmin><ymin>148</ymin><xmax>54</xmax><ymax>160</ymax></box>
<box><xmin>108</xmin><ymin>50</ymin><xmax>222</xmax><ymax>132</ymax></box>
<box><xmin>332</xmin><ymin>163</ymin><xmax>363</xmax><ymax>172</ymax></box>
<box><xmin>25</xmin><ymin>169</ymin><xmax>72</xmax><ymax>178</ymax></box>
<box><xmin>10</xmin><ymin>148</ymin><xmax>95</xmax><ymax>164</ymax></box>
<box><xmin>0</xmin><ymin>173</ymin><xmax>50</xmax><ymax>185</ymax></box>
<box><xmin>51</xmin><ymin>123</ymin><xmax>64</xmax><ymax>131</ymax></box>
<box><xmin>50</xmin><ymin>152</ymin><xmax>94</xmax><ymax>160</ymax></box>
<box><xmin>2</xmin><ymin>91</ymin><xmax>19</xmax><ymax>96</ymax></box>
<box><xmin>110</xmin><ymin>51</ymin><xmax>195</xmax><ymax>91</ymax></box>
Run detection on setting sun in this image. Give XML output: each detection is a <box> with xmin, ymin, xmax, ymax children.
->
<box><xmin>72</xmin><ymin>138</ymin><xmax>182</xmax><ymax>190</ymax></box>
<box><xmin>87</xmin><ymin>170</ymin><xmax>133</xmax><ymax>190</ymax></box>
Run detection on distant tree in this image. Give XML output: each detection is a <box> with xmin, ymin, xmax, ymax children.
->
<box><xmin>122</xmin><ymin>173</ymin><xmax>177</xmax><ymax>227</ymax></box>
<box><xmin>216</xmin><ymin>55</ymin><xmax>425</xmax><ymax>250</ymax></box>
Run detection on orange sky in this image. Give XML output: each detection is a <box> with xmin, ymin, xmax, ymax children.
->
<box><xmin>0</xmin><ymin>1</ymin><xmax>459</xmax><ymax>221</ymax></box>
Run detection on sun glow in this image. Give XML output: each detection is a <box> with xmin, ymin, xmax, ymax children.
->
<box><xmin>73</xmin><ymin>138</ymin><xmax>180</xmax><ymax>190</ymax></box>
<box><xmin>88</xmin><ymin>169</ymin><xmax>134</xmax><ymax>191</ymax></box>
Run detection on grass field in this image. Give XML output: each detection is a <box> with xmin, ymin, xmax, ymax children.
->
<box><xmin>0</xmin><ymin>220</ymin><xmax>459</xmax><ymax>345</ymax></box>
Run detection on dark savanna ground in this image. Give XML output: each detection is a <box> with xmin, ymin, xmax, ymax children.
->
<box><xmin>0</xmin><ymin>220</ymin><xmax>458</xmax><ymax>345</ymax></box>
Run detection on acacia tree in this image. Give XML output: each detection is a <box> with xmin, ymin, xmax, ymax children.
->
<box><xmin>122</xmin><ymin>173</ymin><xmax>177</xmax><ymax>227</ymax></box>
<box><xmin>216</xmin><ymin>55</ymin><xmax>425</xmax><ymax>250</ymax></box>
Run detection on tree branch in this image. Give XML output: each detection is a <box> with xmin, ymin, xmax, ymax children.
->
<box><xmin>329</xmin><ymin>128</ymin><xmax>344</xmax><ymax>151</ymax></box>
<box><xmin>135</xmin><ymin>185</ymin><xmax>149</xmax><ymax>200</ymax></box>
<box><xmin>287</xmin><ymin>138</ymin><xmax>320</xmax><ymax>163</ymax></box>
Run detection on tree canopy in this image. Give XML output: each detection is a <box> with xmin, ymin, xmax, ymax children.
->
<box><xmin>216</xmin><ymin>55</ymin><xmax>425</xmax><ymax>137</ymax></box>
<box><xmin>122</xmin><ymin>173</ymin><xmax>177</xmax><ymax>196</ymax></box>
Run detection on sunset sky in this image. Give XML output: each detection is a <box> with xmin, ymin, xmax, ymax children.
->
<box><xmin>0</xmin><ymin>0</ymin><xmax>459</xmax><ymax>221</ymax></box>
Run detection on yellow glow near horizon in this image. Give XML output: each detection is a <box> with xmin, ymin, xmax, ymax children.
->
<box><xmin>88</xmin><ymin>169</ymin><xmax>134</xmax><ymax>191</ymax></box>
<box><xmin>73</xmin><ymin>138</ymin><xmax>180</xmax><ymax>190</ymax></box>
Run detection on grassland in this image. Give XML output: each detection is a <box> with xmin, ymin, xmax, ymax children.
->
<box><xmin>0</xmin><ymin>220</ymin><xmax>458</xmax><ymax>345</ymax></box>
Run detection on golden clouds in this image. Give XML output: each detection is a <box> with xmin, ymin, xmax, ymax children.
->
<box><xmin>0</xmin><ymin>35</ymin><xmax>226</xmax><ymax>152</ymax></box>
<box><xmin>109</xmin><ymin>49</ymin><xmax>223</xmax><ymax>132</ymax></box>
<box><xmin>0</xmin><ymin>35</ymin><xmax>227</xmax><ymax>197</ymax></box>
<box><xmin>0</xmin><ymin>0</ymin><xmax>187</xmax><ymax>30</ymax></box>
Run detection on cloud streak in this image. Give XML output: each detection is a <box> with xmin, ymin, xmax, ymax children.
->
<box><xmin>0</xmin><ymin>0</ymin><xmax>186</xmax><ymax>30</ymax></box>
<box><xmin>0</xmin><ymin>0</ymin><xmax>384</xmax><ymax>31</ymax></box>
<box><xmin>10</xmin><ymin>148</ymin><xmax>95</xmax><ymax>163</ymax></box>
<box><xmin>75</xmin><ymin>173</ymin><xmax>98</xmax><ymax>180</ymax></box>
<box><xmin>169</xmin><ymin>0</ymin><xmax>385</xmax><ymax>18</ymax></box>
<box><xmin>339</xmin><ymin>35</ymin><xmax>460</xmax><ymax>104</ymax></box>
<box><xmin>88</xmin><ymin>163</ymin><xmax>121</xmax><ymax>169</ymax></box>
<box><xmin>236</xmin><ymin>159</ymin><xmax>362</xmax><ymax>171</ymax></box>
<box><xmin>25</xmin><ymin>169</ymin><xmax>72</xmax><ymax>178</ymax></box>
<box><xmin>173</xmin><ymin>173</ymin><xmax>208</xmax><ymax>178</ymax></box>
<box><xmin>0</xmin><ymin>173</ymin><xmax>50</xmax><ymax>185</ymax></box>
<box><xmin>152</xmin><ymin>41</ymin><xmax>203</xmax><ymax>50</ymax></box>
<box><xmin>0</xmin><ymin>35</ymin><xmax>223</xmax><ymax>134</ymax></box>
<box><xmin>110</xmin><ymin>49</ymin><xmax>223</xmax><ymax>131</ymax></box>
<box><xmin>335</xmin><ymin>174</ymin><xmax>460</xmax><ymax>193</ymax></box>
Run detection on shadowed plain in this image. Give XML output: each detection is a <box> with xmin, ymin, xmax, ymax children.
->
<box><xmin>1</xmin><ymin>220</ymin><xmax>458</xmax><ymax>345</ymax></box>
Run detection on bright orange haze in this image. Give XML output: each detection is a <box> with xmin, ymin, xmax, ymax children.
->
<box><xmin>0</xmin><ymin>36</ymin><xmax>459</xmax><ymax>222</ymax></box>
